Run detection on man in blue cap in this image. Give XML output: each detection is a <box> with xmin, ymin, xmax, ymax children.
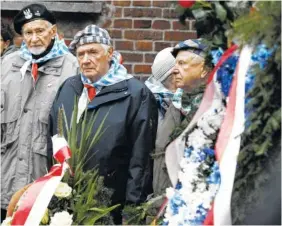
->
<box><xmin>1</xmin><ymin>3</ymin><xmax>78</xmax><ymax>221</ymax></box>
<box><xmin>145</xmin><ymin>39</ymin><xmax>212</xmax><ymax>222</ymax></box>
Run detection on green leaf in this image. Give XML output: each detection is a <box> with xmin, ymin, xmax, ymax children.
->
<box><xmin>214</xmin><ymin>3</ymin><xmax>227</xmax><ymax>22</ymax></box>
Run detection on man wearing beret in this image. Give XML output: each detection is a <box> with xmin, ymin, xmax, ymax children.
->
<box><xmin>47</xmin><ymin>24</ymin><xmax>158</xmax><ymax>224</ymax></box>
<box><xmin>0</xmin><ymin>3</ymin><xmax>78</xmax><ymax>220</ymax></box>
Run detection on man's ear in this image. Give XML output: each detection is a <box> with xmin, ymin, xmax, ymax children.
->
<box><xmin>50</xmin><ymin>24</ymin><xmax>57</xmax><ymax>39</ymax></box>
<box><xmin>201</xmin><ymin>69</ymin><xmax>209</xmax><ymax>78</ymax></box>
<box><xmin>107</xmin><ymin>47</ymin><xmax>114</xmax><ymax>61</ymax></box>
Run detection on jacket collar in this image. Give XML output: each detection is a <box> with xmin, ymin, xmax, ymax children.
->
<box><xmin>11</xmin><ymin>55</ymin><xmax>65</xmax><ymax>70</ymax></box>
<box><xmin>69</xmin><ymin>75</ymin><xmax>131</xmax><ymax>109</ymax></box>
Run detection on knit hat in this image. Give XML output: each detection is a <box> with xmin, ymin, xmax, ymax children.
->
<box><xmin>171</xmin><ymin>39</ymin><xmax>207</xmax><ymax>58</ymax></box>
<box><xmin>13</xmin><ymin>3</ymin><xmax>56</xmax><ymax>34</ymax></box>
<box><xmin>69</xmin><ymin>25</ymin><xmax>111</xmax><ymax>52</ymax></box>
<box><xmin>151</xmin><ymin>47</ymin><xmax>175</xmax><ymax>83</ymax></box>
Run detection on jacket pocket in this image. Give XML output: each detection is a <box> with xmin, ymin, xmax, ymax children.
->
<box><xmin>33</xmin><ymin>101</ymin><xmax>51</xmax><ymax>156</ymax></box>
<box><xmin>1</xmin><ymin>93</ymin><xmax>21</xmax><ymax>154</ymax></box>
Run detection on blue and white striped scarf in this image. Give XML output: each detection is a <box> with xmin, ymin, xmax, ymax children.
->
<box><xmin>77</xmin><ymin>57</ymin><xmax>133</xmax><ymax>122</ymax></box>
<box><xmin>145</xmin><ymin>79</ymin><xmax>192</xmax><ymax>117</ymax></box>
<box><xmin>19</xmin><ymin>36</ymin><xmax>69</xmax><ymax>80</ymax></box>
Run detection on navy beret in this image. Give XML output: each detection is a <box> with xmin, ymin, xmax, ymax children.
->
<box><xmin>13</xmin><ymin>3</ymin><xmax>56</xmax><ymax>34</ymax></box>
<box><xmin>172</xmin><ymin>39</ymin><xmax>208</xmax><ymax>58</ymax></box>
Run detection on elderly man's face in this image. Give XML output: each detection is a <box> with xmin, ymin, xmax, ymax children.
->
<box><xmin>77</xmin><ymin>43</ymin><xmax>113</xmax><ymax>82</ymax></box>
<box><xmin>22</xmin><ymin>20</ymin><xmax>57</xmax><ymax>55</ymax></box>
<box><xmin>172</xmin><ymin>50</ymin><xmax>207</xmax><ymax>92</ymax></box>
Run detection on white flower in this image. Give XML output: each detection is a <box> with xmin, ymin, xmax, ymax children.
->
<box><xmin>49</xmin><ymin>211</ymin><xmax>73</xmax><ymax>226</ymax></box>
<box><xmin>188</xmin><ymin>129</ymin><xmax>212</xmax><ymax>150</ymax></box>
<box><xmin>1</xmin><ymin>217</ymin><xmax>12</xmax><ymax>226</ymax></box>
<box><xmin>166</xmin><ymin>187</ymin><xmax>175</xmax><ymax>199</ymax></box>
<box><xmin>54</xmin><ymin>182</ymin><xmax>72</xmax><ymax>198</ymax></box>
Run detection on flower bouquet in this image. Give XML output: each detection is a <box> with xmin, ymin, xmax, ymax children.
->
<box><xmin>2</xmin><ymin>100</ymin><xmax>118</xmax><ymax>226</ymax></box>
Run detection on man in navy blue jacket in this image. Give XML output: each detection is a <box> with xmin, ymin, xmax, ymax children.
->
<box><xmin>47</xmin><ymin>25</ymin><xmax>158</xmax><ymax>224</ymax></box>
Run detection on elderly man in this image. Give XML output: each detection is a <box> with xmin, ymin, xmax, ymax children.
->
<box><xmin>152</xmin><ymin>39</ymin><xmax>211</xmax><ymax>196</ymax></box>
<box><xmin>47</xmin><ymin>24</ymin><xmax>158</xmax><ymax>224</ymax></box>
<box><xmin>141</xmin><ymin>40</ymin><xmax>212</xmax><ymax>223</ymax></box>
<box><xmin>145</xmin><ymin>47</ymin><xmax>177</xmax><ymax>119</ymax></box>
<box><xmin>0</xmin><ymin>3</ymin><xmax>78</xmax><ymax>220</ymax></box>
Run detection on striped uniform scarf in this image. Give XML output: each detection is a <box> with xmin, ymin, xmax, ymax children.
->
<box><xmin>77</xmin><ymin>57</ymin><xmax>133</xmax><ymax>122</ymax></box>
<box><xmin>19</xmin><ymin>36</ymin><xmax>69</xmax><ymax>85</ymax></box>
<box><xmin>145</xmin><ymin>78</ymin><xmax>194</xmax><ymax>118</ymax></box>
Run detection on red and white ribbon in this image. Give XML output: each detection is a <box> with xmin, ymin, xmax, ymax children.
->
<box><xmin>11</xmin><ymin>135</ymin><xmax>71</xmax><ymax>226</ymax></box>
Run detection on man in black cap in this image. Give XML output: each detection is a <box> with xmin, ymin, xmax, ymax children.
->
<box><xmin>0</xmin><ymin>3</ymin><xmax>78</xmax><ymax>221</ymax></box>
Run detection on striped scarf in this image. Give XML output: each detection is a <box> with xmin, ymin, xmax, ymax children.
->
<box><xmin>19</xmin><ymin>36</ymin><xmax>69</xmax><ymax>82</ymax></box>
<box><xmin>77</xmin><ymin>57</ymin><xmax>133</xmax><ymax>122</ymax></box>
<box><xmin>145</xmin><ymin>78</ymin><xmax>195</xmax><ymax>117</ymax></box>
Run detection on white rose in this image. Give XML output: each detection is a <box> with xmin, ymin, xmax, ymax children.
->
<box><xmin>1</xmin><ymin>217</ymin><xmax>12</xmax><ymax>226</ymax></box>
<box><xmin>54</xmin><ymin>182</ymin><xmax>72</xmax><ymax>198</ymax></box>
<box><xmin>50</xmin><ymin>211</ymin><xmax>73</xmax><ymax>226</ymax></box>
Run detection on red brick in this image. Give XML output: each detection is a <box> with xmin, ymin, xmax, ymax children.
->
<box><xmin>114</xmin><ymin>19</ymin><xmax>132</xmax><ymax>28</ymax></box>
<box><xmin>123</xmin><ymin>64</ymin><xmax>132</xmax><ymax>73</ymax></box>
<box><xmin>134</xmin><ymin>64</ymin><xmax>152</xmax><ymax>74</ymax></box>
<box><xmin>173</xmin><ymin>20</ymin><xmax>190</xmax><ymax>30</ymax></box>
<box><xmin>124</xmin><ymin>8</ymin><xmax>162</xmax><ymax>17</ymax></box>
<box><xmin>124</xmin><ymin>30</ymin><xmax>163</xmax><ymax>40</ymax></box>
<box><xmin>154</xmin><ymin>42</ymin><xmax>172</xmax><ymax>51</ymax></box>
<box><xmin>152</xmin><ymin>0</ymin><xmax>172</xmax><ymax>7</ymax></box>
<box><xmin>102</xmin><ymin>19</ymin><xmax>112</xmax><ymax>28</ymax></box>
<box><xmin>165</xmin><ymin>31</ymin><xmax>197</xmax><ymax>41</ymax></box>
<box><xmin>114</xmin><ymin>7</ymin><xmax>123</xmax><ymax>17</ymax></box>
<box><xmin>115</xmin><ymin>40</ymin><xmax>134</xmax><ymax>50</ymax></box>
<box><xmin>120</xmin><ymin>52</ymin><xmax>143</xmax><ymax>62</ymax></box>
<box><xmin>135</xmin><ymin>41</ymin><xmax>153</xmax><ymax>51</ymax></box>
<box><xmin>145</xmin><ymin>53</ymin><xmax>156</xmax><ymax>63</ymax></box>
<box><xmin>108</xmin><ymin>29</ymin><xmax>122</xmax><ymax>39</ymax></box>
<box><xmin>152</xmin><ymin>20</ymin><xmax>171</xmax><ymax>30</ymax></box>
<box><xmin>133</xmin><ymin>0</ymin><xmax>151</xmax><ymax>7</ymax></box>
<box><xmin>113</xmin><ymin>0</ymin><xmax>131</xmax><ymax>6</ymax></box>
<box><xmin>163</xmin><ymin>9</ymin><xmax>179</xmax><ymax>19</ymax></box>
<box><xmin>134</xmin><ymin>20</ymin><xmax>152</xmax><ymax>29</ymax></box>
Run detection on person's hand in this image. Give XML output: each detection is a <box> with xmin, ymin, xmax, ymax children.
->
<box><xmin>6</xmin><ymin>184</ymin><xmax>31</xmax><ymax>217</ymax></box>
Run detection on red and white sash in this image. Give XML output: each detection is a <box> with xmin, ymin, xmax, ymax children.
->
<box><xmin>11</xmin><ymin>135</ymin><xmax>71</xmax><ymax>226</ymax></box>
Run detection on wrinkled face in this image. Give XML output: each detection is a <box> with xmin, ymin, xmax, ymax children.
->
<box><xmin>172</xmin><ymin>50</ymin><xmax>207</xmax><ymax>92</ymax></box>
<box><xmin>0</xmin><ymin>35</ymin><xmax>10</xmax><ymax>56</ymax></box>
<box><xmin>22</xmin><ymin>20</ymin><xmax>57</xmax><ymax>55</ymax></box>
<box><xmin>77</xmin><ymin>43</ymin><xmax>113</xmax><ymax>82</ymax></box>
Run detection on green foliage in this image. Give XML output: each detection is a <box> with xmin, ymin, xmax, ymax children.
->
<box><xmin>228</xmin><ymin>1</ymin><xmax>281</xmax><ymax>223</ymax></box>
<box><xmin>123</xmin><ymin>195</ymin><xmax>164</xmax><ymax>225</ymax></box>
<box><xmin>50</xmin><ymin>97</ymin><xmax>118</xmax><ymax>225</ymax></box>
<box><xmin>174</xmin><ymin>1</ymin><xmax>281</xmax><ymax>224</ymax></box>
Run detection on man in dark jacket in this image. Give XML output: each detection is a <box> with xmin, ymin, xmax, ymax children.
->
<box><xmin>47</xmin><ymin>25</ymin><xmax>158</xmax><ymax>224</ymax></box>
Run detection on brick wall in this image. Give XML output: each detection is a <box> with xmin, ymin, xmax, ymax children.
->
<box><xmin>100</xmin><ymin>0</ymin><xmax>197</xmax><ymax>81</ymax></box>
<box><xmin>1</xmin><ymin>0</ymin><xmax>197</xmax><ymax>81</ymax></box>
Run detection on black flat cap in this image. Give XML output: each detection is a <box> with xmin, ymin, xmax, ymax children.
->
<box><xmin>13</xmin><ymin>3</ymin><xmax>56</xmax><ymax>34</ymax></box>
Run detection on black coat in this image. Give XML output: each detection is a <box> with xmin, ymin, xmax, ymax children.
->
<box><xmin>47</xmin><ymin>75</ymin><xmax>158</xmax><ymax>223</ymax></box>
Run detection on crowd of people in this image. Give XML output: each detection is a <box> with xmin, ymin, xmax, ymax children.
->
<box><xmin>2</xmin><ymin>2</ymin><xmax>279</xmax><ymax>225</ymax></box>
